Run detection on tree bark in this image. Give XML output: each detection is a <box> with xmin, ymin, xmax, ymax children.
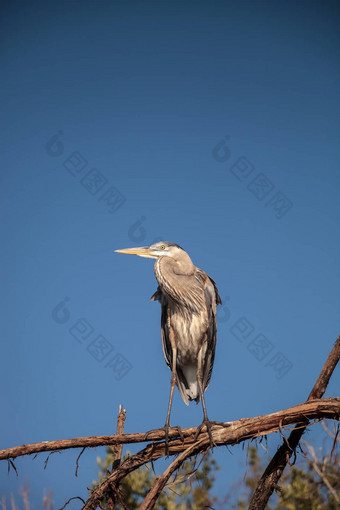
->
<box><xmin>1</xmin><ymin>399</ymin><xmax>338</xmax><ymax>464</ymax></box>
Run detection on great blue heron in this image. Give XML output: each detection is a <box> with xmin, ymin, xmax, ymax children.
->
<box><xmin>115</xmin><ymin>241</ymin><xmax>222</xmax><ymax>449</ymax></box>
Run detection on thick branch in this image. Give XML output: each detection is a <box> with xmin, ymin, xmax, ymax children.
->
<box><xmin>1</xmin><ymin>399</ymin><xmax>338</xmax><ymax>464</ymax></box>
<box><xmin>81</xmin><ymin>398</ymin><xmax>339</xmax><ymax>510</ymax></box>
<box><xmin>249</xmin><ymin>335</ymin><xmax>340</xmax><ymax>510</ymax></box>
<box><xmin>1</xmin><ymin>336</ymin><xmax>339</xmax><ymax>510</ymax></box>
<box><xmin>0</xmin><ymin>428</ymin><xmax>196</xmax><ymax>462</ymax></box>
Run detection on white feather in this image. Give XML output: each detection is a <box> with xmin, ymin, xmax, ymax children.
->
<box><xmin>182</xmin><ymin>364</ymin><xmax>198</xmax><ymax>400</ymax></box>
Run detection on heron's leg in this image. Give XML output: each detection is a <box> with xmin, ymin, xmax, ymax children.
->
<box><xmin>162</xmin><ymin>320</ymin><xmax>186</xmax><ymax>454</ymax></box>
<box><xmin>163</xmin><ymin>357</ymin><xmax>177</xmax><ymax>454</ymax></box>
<box><xmin>144</xmin><ymin>327</ymin><xmax>183</xmax><ymax>449</ymax></box>
<box><xmin>194</xmin><ymin>350</ymin><xmax>215</xmax><ymax>449</ymax></box>
<box><xmin>142</xmin><ymin>370</ymin><xmax>176</xmax><ymax>445</ymax></box>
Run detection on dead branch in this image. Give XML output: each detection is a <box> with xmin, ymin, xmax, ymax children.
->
<box><xmin>301</xmin><ymin>440</ymin><xmax>339</xmax><ymax>504</ymax></box>
<box><xmin>139</xmin><ymin>440</ymin><xmax>209</xmax><ymax>510</ymax></box>
<box><xmin>58</xmin><ymin>496</ymin><xmax>85</xmax><ymax>510</ymax></box>
<box><xmin>1</xmin><ymin>336</ymin><xmax>339</xmax><ymax>510</ymax></box>
<box><xmin>1</xmin><ymin>399</ymin><xmax>338</xmax><ymax>466</ymax></box>
<box><xmin>79</xmin><ymin>398</ymin><xmax>339</xmax><ymax>510</ymax></box>
<box><xmin>106</xmin><ymin>405</ymin><xmax>127</xmax><ymax>509</ymax></box>
<box><xmin>75</xmin><ymin>448</ymin><xmax>85</xmax><ymax>477</ymax></box>
<box><xmin>249</xmin><ymin>335</ymin><xmax>340</xmax><ymax>510</ymax></box>
<box><xmin>322</xmin><ymin>420</ymin><xmax>340</xmax><ymax>443</ymax></box>
<box><xmin>0</xmin><ymin>430</ymin><xmax>183</xmax><ymax>462</ymax></box>
<box><xmin>112</xmin><ymin>405</ymin><xmax>126</xmax><ymax>469</ymax></box>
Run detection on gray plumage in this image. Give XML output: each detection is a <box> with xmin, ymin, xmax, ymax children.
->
<box><xmin>115</xmin><ymin>241</ymin><xmax>222</xmax><ymax>447</ymax></box>
<box><xmin>150</xmin><ymin>245</ymin><xmax>221</xmax><ymax>405</ymax></box>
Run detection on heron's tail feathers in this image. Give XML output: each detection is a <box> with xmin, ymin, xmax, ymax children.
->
<box><xmin>177</xmin><ymin>365</ymin><xmax>200</xmax><ymax>405</ymax></box>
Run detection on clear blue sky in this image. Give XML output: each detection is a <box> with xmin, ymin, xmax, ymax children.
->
<box><xmin>1</xmin><ymin>0</ymin><xmax>339</xmax><ymax>506</ymax></box>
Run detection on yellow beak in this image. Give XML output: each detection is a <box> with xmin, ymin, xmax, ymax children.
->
<box><xmin>115</xmin><ymin>246</ymin><xmax>157</xmax><ymax>259</ymax></box>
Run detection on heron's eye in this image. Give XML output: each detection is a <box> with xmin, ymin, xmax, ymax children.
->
<box><xmin>160</xmin><ymin>245</ymin><xmax>166</xmax><ymax>250</ymax></box>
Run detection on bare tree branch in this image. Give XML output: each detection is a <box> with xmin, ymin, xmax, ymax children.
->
<box><xmin>0</xmin><ymin>428</ymin><xmax>194</xmax><ymax>462</ymax></box>
<box><xmin>301</xmin><ymin>440</ymin><xmax>339</xmax><ymax>504</ymax></box>
<box><xmin>1</xmin><ymin>336</ymin><xmax>339</xmax><ymax>510</ymax></box>
<box><xmin>112</xmin><ymin>405</ymin><xmax>126</xmax><ymax>469</ymax></box>
<box><xmin>80</xmin><ymin>398</ymin><xmax>339</xmax><ymax>510</ymax></box>
<box><xmin>75</xmin><ymin>448</ymin><xmax>85</xmax><ymax>477</ymax></box>
<box><xmin>105</xmin><ymin>405</ymin><xmax>127</xmax><ymax>510</ymax></box>
<box><xmin>139</xmin><ymin>440</ymin><xmax>209</xmax><ymax>510</ymax></box>
<box><xmin>249</xmin><ymin>335</ymin><xmax>340</xmax><ymax>510</ymax></box>
<box><xmin>322</xmin><ymin>420</ymin><xmax>340</xmax><ymax>444</ymax></box>
<box><xmin>57</xmin><ymin>496</ymin><xmax>85</xmax><ymax>510</ymax></box>
<box><xmin>0</xmin><ymin>400</ymin><xmax>338</xmax><ymax>465</ymax></box>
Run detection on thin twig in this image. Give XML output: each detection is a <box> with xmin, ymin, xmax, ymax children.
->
<box><xmin>302</xmin><ymin>440</ymin><xmax>339</xmax><ymax>504</ymax></box>
<box><xmin>44</xmin><ymin>451</ymin><xmax>60</xmax><ymax>470</ymax></box>
<box><xmin>140</xmin><ymin>440</ymin><xmax>209</xmax><ymax>510</ymax></box>
<box><xmin>321</xmin><ymin>419</ymin><xmax>340</xmax><ymax>442</ymax></box>
<box><xmin>8</xmin><ymin>459</ymin><xmax>18</xmax><ymax>477</ymax></box>
<box><xmin>278</xmin><ymin>420</ymin><xmax>292</xmax><ymax>452</ymax></box>
<box><xmin>75</xmin><ymin>447</ymin><xmax>85</xmax><ymax>477</ymax></box>
<box><xmin>322</xmin><ymin>420</ymin><xmax>340</xmax><ymax>463</ymax></box>
<box><xmin>57</xmin><ymin>496</ymin><xmax>85</xmax><ymax>510</ymax></box>
<box><xmin>330</xmin><ymin>423</ymin><xmax>339</xmax><ymax>462</ymax></box>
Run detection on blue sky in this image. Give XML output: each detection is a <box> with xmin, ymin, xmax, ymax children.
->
<box><xmin>1</xmin><ymin>0</ymin><xmax>339</xmax><ymax>506</ymax></box>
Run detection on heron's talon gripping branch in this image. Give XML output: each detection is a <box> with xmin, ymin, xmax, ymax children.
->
<box><xmin>143</xmin><ymin>429</ymin><xmax>155</xmax><ymax>441</ymax></box>
<box><xmin>163</xmin><ymin>425</ymin><xmax>170</xmax><ymax>456</ymax></box>
<box><xmin>194</xmin><ymin>420</ymin><xmax>216</xmax><ymax>450</ymax></box>
<box><xmin>175</xmin><ymin>425</ymin><xmax>185</xmax><ymax>442</ymax></box>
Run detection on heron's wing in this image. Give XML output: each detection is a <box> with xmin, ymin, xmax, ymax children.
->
<box><xmin>151</xmin><ymin>272</ymin><xmax>221</xmax><ymax>401</ymax></box>
<box><xmin>151</xmin><ymin>287</ymin><xmax>191</xmax><ymax>405</ymax></box>
<box><xmin>208</xmin><ymin>275</ymin><xmax>222</xmax><ymax>305</ymax></box>
<box><xmin>202</xmin><ymin>275</ymin><xmax>219</xmax><ymax>392</ymax></box>
<box><xmin>150</xmin><ymin>287</ymin><xmax>162</xmax><ymax>302</ymax></box>
<box><xmin>151</xmin><ymin>287</ymin><xmax>172</xmax><ymax>370</ymax></box>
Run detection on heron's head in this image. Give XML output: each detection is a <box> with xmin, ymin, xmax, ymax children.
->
<box><xmin>115</xmin><ymin>241</ymin><xmax>185</xmax><ymax>260</ymax></box>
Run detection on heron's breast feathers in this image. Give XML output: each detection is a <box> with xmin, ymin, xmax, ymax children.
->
<box><xmin>154</xmin><ymin>260</ymin><xmax>213</xmax><ymax>314</ymax></box>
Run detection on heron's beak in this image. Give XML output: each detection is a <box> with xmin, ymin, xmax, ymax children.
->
<box><xmin>115</xmin><ymin>246</ymin><xmax>157</xmax><ymax>259</ymax></box>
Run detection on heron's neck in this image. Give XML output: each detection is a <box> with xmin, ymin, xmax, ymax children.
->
<box><xmin>154</xmin><ymin>255</ymin><xmax>204</xmax><ymax>312</ymax></box>
<box><xmin>157</xmin><ymin>253</ymin><xmax>195</xmax><ymax>277</ymax></box>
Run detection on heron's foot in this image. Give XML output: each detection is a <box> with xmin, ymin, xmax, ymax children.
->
<box><xmin>194</xmin><ymin>420</ymin><xmax>216</xmax><ymax>450</ymax></box>
<box><xmin>160</xmin><ymin>424</ymin><xmax>184</xmax><ymax>455</ymax></box>
<box><xmin>172</xmin><ymin>424</ymin><xmax>184</xmax><ymax>442</ymax></box>
<box><xmin>143</xmin><ymin>428</ymin><xmax>157</xmax><ymax>441</ymax></box>
<box><xmin>143</xmin><ymin>425</ymin><xmax>184</xmax><ymax>454</ymax></box>
<box><xmin>158</xmin><ymin>423</ymin><xmax>170</xmax><ymax>456</ymax></box>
